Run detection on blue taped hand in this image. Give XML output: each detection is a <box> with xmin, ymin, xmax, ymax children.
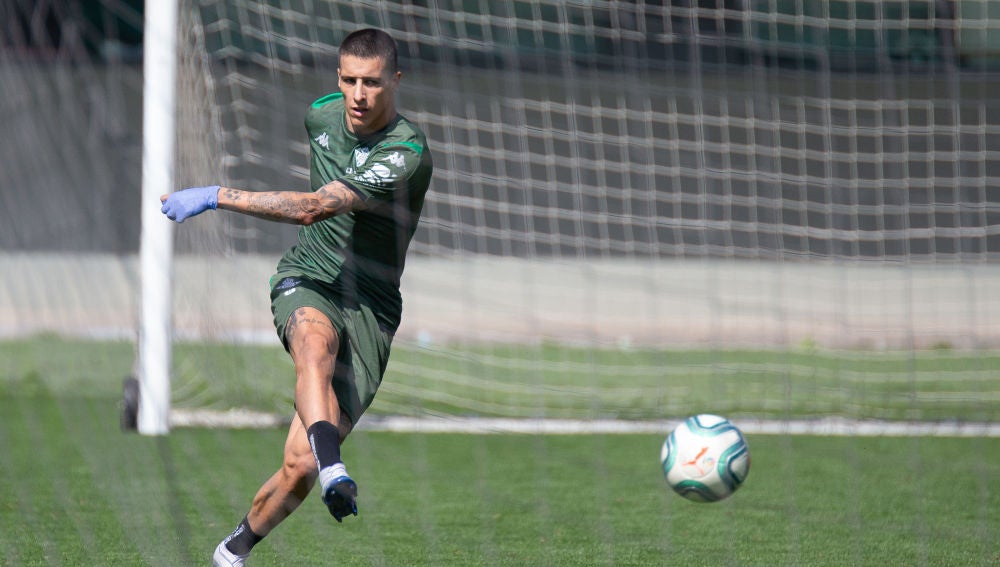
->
<box><xmin>160</xmin><ymin>185</ymin><xmax>220</xmax><ymax>223</ymax></box>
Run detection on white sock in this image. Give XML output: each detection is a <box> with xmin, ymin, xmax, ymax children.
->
<box><xmin>319</xmin><ymin>462</ymin><xmax>349</xmax><ymax>489</ymax></box>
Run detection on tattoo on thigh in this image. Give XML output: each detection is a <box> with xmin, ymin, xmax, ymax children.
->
<box><xmin>286</xmin><ymin>307</ymin><xmax>335</xmax><ymax>343</ymax></box>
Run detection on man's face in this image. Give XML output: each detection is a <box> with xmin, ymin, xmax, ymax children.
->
<box><xmin>337</xmin><ymin>54</ymin><xmax>401</xmax><ymax>137</ymax></box>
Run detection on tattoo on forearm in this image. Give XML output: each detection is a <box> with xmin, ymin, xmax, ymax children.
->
<box><xmin>221</xmin><ymin>188</ymin><xmax>242</xmax><ymax>202</ymax></box>
<box><xmin>220</xmin><ymin>184</ymin><xmax>359</xmax><ymax>224</ymax></box>
<box><xmin>248</xmin><ymin>193</ymin><xmax>302</xmax><ymax>219</ymax></box>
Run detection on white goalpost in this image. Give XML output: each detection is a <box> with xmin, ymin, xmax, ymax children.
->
<box><xmin>136</xmin><ymin>0</ymin><xmax>179</xmax><ymax>435</ymax></box>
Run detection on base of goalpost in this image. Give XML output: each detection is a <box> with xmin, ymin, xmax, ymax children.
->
<box><xmin>120</xmin><ymin>376</ymin><xmax>140</xmax><ymax>432</ymax></box>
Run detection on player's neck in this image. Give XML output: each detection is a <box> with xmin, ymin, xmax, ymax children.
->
<box><xmin>347</xmin><ymin>109</ymin><xmax>398</xmax><ymax>138</ymax></box>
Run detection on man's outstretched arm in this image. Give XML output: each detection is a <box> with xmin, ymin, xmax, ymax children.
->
<box><xmin>160</xmin><ymin>181</ymin><xmax>366</xmax><ymax>224</ymax></box>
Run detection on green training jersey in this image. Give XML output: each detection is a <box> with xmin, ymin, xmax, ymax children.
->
<box><xmin>275</xmin><ymin>92</ymin><xmax>433</xmax><ymax>332</ymax></box>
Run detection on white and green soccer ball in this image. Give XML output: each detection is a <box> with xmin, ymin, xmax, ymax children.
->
<box><xmin>660</xmin><ymin>414</ymin><xmax>751</xmax><ymax>503</ymax></box>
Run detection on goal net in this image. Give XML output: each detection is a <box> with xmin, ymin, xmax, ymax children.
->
<box><xmin>2</xmin><ymin>0</ymin><xmax>998</xmax><ymax>429</ymax></box>
<box><xmin>3</xmin><ymin>3</ymin><xmax>998</xmax><ymax>564</ymax></box>
<box><xmin>166</xmin><ymin>0</ymin><xmax>1000</xmax><ymax>427</ymax></box>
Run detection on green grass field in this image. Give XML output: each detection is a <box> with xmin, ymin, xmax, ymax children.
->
<box><xmin>1</xmin><ymin>337</ymin><xmax>998</xmax><ymax>566</ymax></box>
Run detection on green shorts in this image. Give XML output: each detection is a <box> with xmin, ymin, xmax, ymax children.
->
<box><xmin>270</xmin><ymin>273</ymin><xmax>393</xmax><ymax>426</ymax></box>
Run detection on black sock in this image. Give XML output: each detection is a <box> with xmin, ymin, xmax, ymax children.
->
<box><xmin>306</xmin><ymin>420</ymin><xmax>342</xmax><ymax>469</ymax></box>
<box><xmin>223</xmin><ymin>515</ymin><xmax>262</xmax><ymax>556</ymax></box>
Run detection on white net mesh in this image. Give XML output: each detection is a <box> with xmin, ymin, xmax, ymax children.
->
<box><xmin>2</xmin><ymin>0</ymin><xmax>998</xmax><ymax>423</ymax></box>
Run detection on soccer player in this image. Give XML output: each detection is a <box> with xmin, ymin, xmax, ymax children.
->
<box><xmin>159</xmin><ymin>28</ymin><xmax>433</xmax><ymax>566</ymax></box>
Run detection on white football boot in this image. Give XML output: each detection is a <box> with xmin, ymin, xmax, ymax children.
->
<box><xmin>212</xmin><ymin>541</ymin><xmax>249</xmax><ymax>567</ymax></box>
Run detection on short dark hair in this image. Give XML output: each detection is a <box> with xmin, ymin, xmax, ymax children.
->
<box><xmin>339</xmin><ymin>28</ymin><xmax>398</xmax><ymax>73</ymax></box>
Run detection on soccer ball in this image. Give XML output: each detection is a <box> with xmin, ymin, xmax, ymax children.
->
<box><xmin>660</xmin><ymin>414</ymin><xmax>751</xmax><ymax>503</ymax></box>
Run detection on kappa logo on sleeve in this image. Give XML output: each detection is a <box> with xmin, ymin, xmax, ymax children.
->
<box><xmin>386</xmin><ymin>151</ymin><xmax>406</xmax><ymax>170</ymax></box>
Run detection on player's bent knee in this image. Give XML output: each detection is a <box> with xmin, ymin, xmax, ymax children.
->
<box><xmin>290</xmin><ymin>334</ymin><xmax>338</xmax><ymax>370</ymax></box>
